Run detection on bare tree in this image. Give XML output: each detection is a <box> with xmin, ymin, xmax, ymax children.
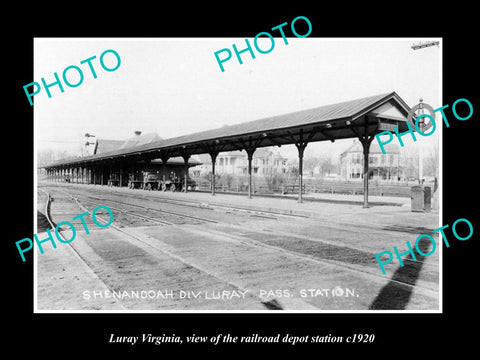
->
<box><xmin>302</xmin><ymin>154</ymin><xmax>337</xmax><ymax>177</ymax></box>
<box><xmin>401</xmin><ymin>146</ymin><xmax>419</xmax><ymax>180</ymax></box>
<box><xmin>423</xmin><ymin>138</ymin><xmax>439</xmax><ymax>179</ymax></box>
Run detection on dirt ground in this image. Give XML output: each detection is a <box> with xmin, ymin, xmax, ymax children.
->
<box><xmin>35</xmin><ymin>183</ymin><xmax>440</xmax><ymax>312</ymax></box>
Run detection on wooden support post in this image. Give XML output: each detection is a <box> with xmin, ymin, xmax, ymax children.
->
<box><xmin>181</xmin><ymin>152</ymin><xmax>191</xmax><ymax>193</ymax></box>
<box><xmin>246</xmin><ymin>148</ymin><xmax>256</xmax><ymax>199</ymax></box>
<box><xmin>297</xmin><ymin>145</ymin><xmax>306</xmax><ymax>203</ymax></box>
<box><xmin>237</xmin><ymin>136</ymin><xmax>261</xmax><ymax>200</ymax></box>
<box><xmin>160</xmin><ymin>154</ymin><xmax>170</xmax><ymax>190</ymax></box>
<box><xmin>361</xmin><ymin>139</ymin><xmax>370</xmax><ymax>208</ymax></box>
<box><xmin>209</xmin><ymin>150</ymin><xmax>219</xmax><ymax>196</ymax></box>
<box><xmin>295</xmin><ymin>130</ymin><xmax>308</xmax><ymax>204</ymax></box>
<box><xmin>348</xmin><ymin>116</ymin><xmax>377</xmax><ymax>208</ymax></box>
<box><xmin>130</xmin><ymin>159</ymin><xmax>135</xmax><ymax>188</ymax></box>
<box><xmin>359</xmin><ymin>118</ymin><xmax>375</xmax><ymax>208</ymax></box>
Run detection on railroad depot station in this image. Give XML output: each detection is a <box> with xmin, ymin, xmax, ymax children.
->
<box><xmin>41</xmin><ymin>92</ymin><xmax>414</xmax><ymax>207</ymax></box>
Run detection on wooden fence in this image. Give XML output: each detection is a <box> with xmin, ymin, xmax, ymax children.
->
<box><xmin>193</xmin><ymin>177</ymin><xmax>417</xmax><ymax>198</ymax></box>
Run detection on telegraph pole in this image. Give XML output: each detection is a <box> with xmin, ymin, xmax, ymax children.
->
<box><xmin>418</xmin><ymin>99</ymin><xmax>424</xmax><ymax>184</ymax></box>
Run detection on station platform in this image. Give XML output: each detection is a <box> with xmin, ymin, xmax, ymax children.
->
<box><xmin>39</xmin><ymin>181</ymin><xmax>440</xmax><ymax>231</ymax></box>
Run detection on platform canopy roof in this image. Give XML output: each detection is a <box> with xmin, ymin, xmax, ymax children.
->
<box><xmin>43</xmin><ymin>91</ymin><xmax>412</xmax><ymax>169</ymax></box>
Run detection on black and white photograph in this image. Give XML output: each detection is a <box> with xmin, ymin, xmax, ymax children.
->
<box><xmin>33</xmin><ymin>37</ymin><xmax>442</xmax><ymax>312</ymax></box>
<box><xmin>7</xmin><ymin>6</ymin><xmax>480</xmax><ymax>354</ymax></box>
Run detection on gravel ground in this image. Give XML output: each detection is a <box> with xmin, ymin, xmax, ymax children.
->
<box><xmin>36</xmin><ymin>183</ymin><xmax>440</xmax><ymax>311</ymax></box>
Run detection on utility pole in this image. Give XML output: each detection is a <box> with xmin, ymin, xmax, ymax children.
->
<box><xmin>418</xmin><ymin>98</ymin><xmax>424</xmax><ymax>184</ymax></box>
<box><xmin>85</xmin><ymin>132</ymin><xmax>96</xmax><ymax>156</ymax></box>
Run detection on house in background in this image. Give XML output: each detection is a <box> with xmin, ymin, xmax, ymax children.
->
<box><xmin>339</xmin><ymin>139</ymin><xmax>404</xmax><ymax>181</ymax></box>
<box><xmin>192</xmin><ymin>147</ymin><xmax>288</xmax><ymax>177</ymax></box>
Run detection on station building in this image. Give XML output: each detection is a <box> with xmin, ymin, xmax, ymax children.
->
<box><xmin>42</xmin><ymin>92</ymin><xmax>415</xmax><ymax>206</ymax></box>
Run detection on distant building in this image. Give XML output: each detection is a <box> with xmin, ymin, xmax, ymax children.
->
<box><xmin>192</xmin><ymin>147</ymin><xmax>288</xmax><ymax>177</ymax></box>
<box><xmin>92</xmin><ymin>132</ymin><xmax>201</xmax><ymax>167</ymax></box>
<box><xmin>93</xmin><ymin>132</ymin><xmax>163</xmax><ymax>155</ymax></box>
<box><xmin>339</xmin><ymin>139</ymin><xmax>404</xmax><ymax>181</ymax></box>
<box><xmin>90</xmin><ymin>131</ymin><xmax>201</xmax><ymax>186</ymax></box>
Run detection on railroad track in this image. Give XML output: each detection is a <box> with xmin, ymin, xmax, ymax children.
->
<box><xmin>38</xmin><ymin>188</ymin><xmax>308</xmax><ymax>310</ymax></box>
<box><xmin>56</xmin><ymin>187</ymin><xmax>439</xmax><ymax>269</ymax></box>
<box><xmin>78</xmin><ymin>196</ymin><xmax>219</xmax><ymax>225</ymax></box>
<box><xmin>54</xmin><ymin>187</ymin><xmax>439</xmax><ymax>298</ymax></box>
<box><xmin>43</xmin><ymin>185</ymin><xmax>439</xmax><ymax>273</ymax></box>
<box><xmin>47</xmin><ymin>182</ymin><xmax>436</xmax><ymax>236</ymax></box>
<box><xmin>39</xmin><ymin>185</ymin><xmax>439</xmax><ymax>309</ymax></box>
<box><xmin>37</xmin><ymin>188</ymin><xmax>128</xmax><ymax>310</ymax></box>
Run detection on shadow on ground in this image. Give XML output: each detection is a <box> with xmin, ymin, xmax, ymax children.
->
<box><xmin>382</xmin><ymin>224</ymin><xmax>435</xmax><ymax>235</ymax></box>
<box><xmin>37</xmin><ymin>211</ymin><xmax>50</xmax><ymax>232</ymax></box>
<box><xmin>369</xmin><ymin>237</ymin><xmax>435</xmax><ymax>310</ymax></box>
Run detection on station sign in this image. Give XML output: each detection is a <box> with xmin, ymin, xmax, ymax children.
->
<box><xmin>378</xmin><ymin>121</ymin><xmax>397</xmax><ymax>132</ymax></box>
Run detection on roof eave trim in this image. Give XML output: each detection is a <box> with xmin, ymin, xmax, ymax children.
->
<box><xmin>350</xmin><ymin>92</ymin><xmax>411</xmax><ymax>121</ymax></box>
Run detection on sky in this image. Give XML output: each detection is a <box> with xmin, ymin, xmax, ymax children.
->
<box><xmin>34</xmin><ymin>37</ymin><xmax>441</xmax><ymax>161</ymax></box>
